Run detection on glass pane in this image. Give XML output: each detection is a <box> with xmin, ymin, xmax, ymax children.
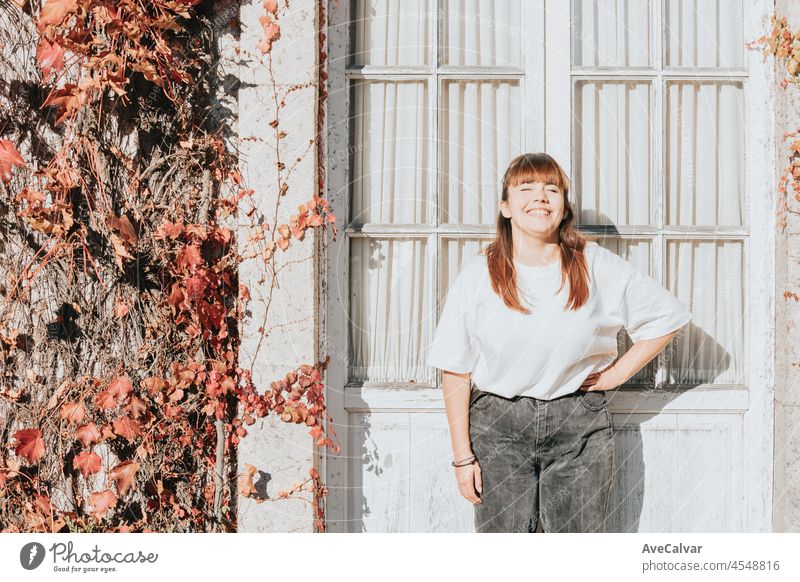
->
<box><xmin>441</xmin><ymin>79</ymin><xmax>521</xmax><ymax>225</ymax></box>
<box><xmin>574</xmin><ymin>80</ymin><xmax>652</xmax><ymax>226</ymax></box>
<box><xmin>572</xmin><ymin>0</ymin><xmax>652</xmax><ymax>67</ymax></box>
<box><xmin>351</xmin><ymin>80</ymin><xmax>430</xmax><ymax>224</ymax></box>
<box><xmin>596</xmin><ymin>238</ymin><xmax>657</xmax><ymax>386</ymax></box>
<box><xmin>352</xmin><ymin>0</ymin><xmax>429</xmax><ymax>66</ymax></box>
<box><xmin>349</xmin><ymin>237</ymin><xmax>432</xmax><ymax>384</ymax></box>
<box><xmin>440</xmin><ymin>237</ymin><xmax>491</xmax><ymax>304</ymax></box>
<box><xmin>667</xmin><ymin>239</ymin><xmax>743</xmax><ymax>385</ymax></box>
<box><xmin>666</xmin><ymin>81</ymin><xmax>744</xmax><ymax>226</ymax></box>
<box><xmin>664</xmin><ymin>0</ymin><xmax>744</xmax><ymax>68</ymax></box>
<box><xmin>442</xmin><ymin>0</ymin><xmax>521</xmax><ymax>67</ymax></box>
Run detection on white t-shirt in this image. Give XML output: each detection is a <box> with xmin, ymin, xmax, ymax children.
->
<box><xmin>426</xmin><ymin>241</ymin><xmax>692</xmax><ymax>400</ymax></box>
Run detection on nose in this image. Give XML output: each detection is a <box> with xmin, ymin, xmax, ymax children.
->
<box><xmin>533</xmin><ymin>185</ymin><xmax>548</xmax><ymax>201</ymax></box>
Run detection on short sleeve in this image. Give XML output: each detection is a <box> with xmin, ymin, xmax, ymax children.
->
<box><xmin>620</xmin><ymin>265</ymin><xmax>692</xmax><ymax>343</ymax></box>
<box><xmin>426</xmin><ymin>267</ymin><xmax>479</xmax><ymax>374</ymax></box>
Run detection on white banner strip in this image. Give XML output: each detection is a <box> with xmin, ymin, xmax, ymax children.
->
<box><xmin>2</xmin><ymin>533</ymin><xmax>799</xmax><ymax>581</ymax></box>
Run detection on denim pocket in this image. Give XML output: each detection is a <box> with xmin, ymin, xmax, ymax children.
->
<box><xmin>469</xmin><ymin>390</ymin><xmax>494</xmax><ymax>410</ymax></box>
<box><xmin>578</xmin><ymin>389</ymin><xmax>607</xmax><ymax>412</ymax></box>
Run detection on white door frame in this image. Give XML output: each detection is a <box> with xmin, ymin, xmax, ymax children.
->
<box><xmin>320</xmin><ymin>0</ymin><xmax>776</xmax><ymax>532</ymax></box>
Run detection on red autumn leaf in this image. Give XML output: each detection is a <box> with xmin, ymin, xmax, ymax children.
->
<box><xmin>175</xmin><ymin>244</ymin><xmax>203</xmax><ymax>270</ymax></box>
<box><xmin>198</xmin><ymin>301</ymin><xmax>223</xmax><ymax>331</ymax></box>
<box><xmin>110</xmin><ymin>233</ymin><xmax>134</xmax><ymax>269</ymax></box>
<box><xmin>89</xmin><ymin>489</ymin><xmax>117</xmax><ymax>520</ymax></box>
<box><xmin>172</xmin><ymin>363</ymin><xmax>198</xmax><ymax>387</ymax></box>
<box><xmin>185</xmin><ymin>274</ymin><xmax>207</xmax><ymax>300</ymax></box>
<box><xmin>238</xmin><ymin>463</ymin><xmax>259</xmax><ymax>498</ymax></box>
<box><xmin>37</xmin><ymin>0</ymin><xmax>79</xmax><ymax>31</ymax></box>
<box><xmin>168</xmin><ymin>282</ymin><xmax>186</xmax><ymax>313</ymax></box>
<box><xmin>108</xmin><ymin>460</ymin><xmax>140</xmax><ymax>496</ymax></box>
<box><xmin>95</xmin><ymin>376</ymin><xmax>133</xmax><ymax>410</ymax></box>
<box><xmin>42</xmin><ymin>84</ymin><xmax>84</xmax><ymax>125</ymax></box>
<box><xmin>239</xmin><ymin>283</ymin><xmax>251</xmax><ymax>301</ymax></box>
<box><xmin>258</xmin><ymin>19</ymin><xmax>281</xmax><ymax>54</ymax></box>
<box><xmin>60</xmin><ymin>401</ymin><xmax>86</xmax><ymax>424</ymax></box>
<box><xmin>106</xmin><ymin>213</ymin><xmax>138</xmax><ymax>245</ymax></box>
<box><xmin>158</xmin><ymin>220</ymin><xmax>183</xmax><ymax>239</ymax></box>
<box><xmin>94</xmin><ymin>389</ymin><xmax>117</xmax><ymax>410</ymax></box>
<box><xmin>0</xmin><ymin>139</ymin><xmax>26</xmax><ymax>183</ymax></box>
<box><xmin>115</xmin><ymin>215</ymin><xmax>139</xmax><ymax>245</ymax></box>
<box><xmin>73</xmin><ymin>450</ymin><xmax>102</xmax><ymax>478</ymax></box>
<box><xmin>75</xmin><ymin>423</ymin><xmax>102</xmax><ymax>447</ymax></box>
<box><xmin>263</xmin><ymin>0</ymin><xmax>278</xmax><ymax>15</ymax></box>
<box><xmin>34</xmin><ymin>494</ymin><xmax>52</xmax><ymax>515</ymax></box>
<box><xmin>214</xmin><ymin>226</ymin><xmax>232</xmax><ymax>243</ymax></box>
<box><xmin>36</xmin><ymin>37</ymin><xmax>65</xmax><ymax>81</ymax></box>
<box><xmin>142</xmin><ymin>376</ymin><xmax>166</xmax><ymax>395</ymax></box>
<box><xmin>112</xmin><ymin>416</ymin><xmax>142</xmax><ymax>442</ymax></box>
<box><xmin>114</xmin><ymin>296</ymin><xmax>130</xmax><ymax>318</ymax></box>
<box><xmin>12</xmin><ymin>428</ymin><xmax>45</xmax><ymax>464</ymax></box>
<box><xmin>101</xmin><ymin>424</ymin><xmax>115</xmax><ymax>440</ymax></box>
<box><xmin>111</xmin><ymin>376</ymin><xmax>133</xmax><ymax>395</ymax></box>
<box><xmin>125</xmin><ymin>395</ymin><xmax>147</xmax><ymax>419</ymax></box>
<box><xmin>167</xmin><ymin>387</ymin><xmax>184</xmax><ymax>403</ymax></box>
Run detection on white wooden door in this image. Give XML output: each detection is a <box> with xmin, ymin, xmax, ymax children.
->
<box><xmin>322</xmin><ymin>0</ymin><xmax>775</xmax><ymax>532</ymax></box>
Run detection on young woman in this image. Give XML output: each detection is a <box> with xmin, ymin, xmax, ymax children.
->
<box><xmin>427</xmin><ymin>152</ymin><xmax>691</xmax><ymax>533</ymax></box>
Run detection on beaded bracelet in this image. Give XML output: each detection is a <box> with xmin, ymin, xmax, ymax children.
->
<box><xmin>451</xmin><ymin>455</ymin><xmax>477</xmax><ymax>467</ymax></box>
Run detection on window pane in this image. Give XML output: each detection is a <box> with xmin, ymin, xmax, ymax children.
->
<box><xmin>664</xmin><ymin>0</ymin><xmax>744</xmax><ymax>68</ymax></box>
<box><xmin>349</xmin><ymin>237</ymin><xmax>432</xmax><ymax>383</ymax></box>
<box><xmin>574</xmin><ymin>80</ymin><xmax>652</xmax><ymax>226</ymax></box>
<box><xmin>572</xmin><ymin>0</ymin><xmax>652</xmax><ymax>67</ymax></box>
<box><xmin>667</xmin><ymin>239</ymin><xmax>744</xmax><ymax>385</ymax></box>
<box><xmin>666</xmin><ymin>81</ymin><xmax>744</xmax><ymax>226</ymax></box>
<box><xmin>351</xmin><ymin>80</ymin><xmax>430</xmax><ymax>224</ymax></box>
<box><xmin>352</xmin><ymin>0</ymin><xmax>429</xmax><ymax>66</ymax></box>
<box><xmin>597</xmin><ymin>238</ymin><xmax>657</xmax><ymax>386</ymax></box>
<box><xmin>442</xmin><ymin>0</ymin><xmax>521</xmax><ymax>67</ymax></box>
<box><xmin>441</xmin><ymin>79</ymin><xmax>521</xmax><ymax>225</ymax></box>
<box><xmin>440</xmin><ymin>237</ymin><xmax>490</xmax><ymax>304</ymax></box>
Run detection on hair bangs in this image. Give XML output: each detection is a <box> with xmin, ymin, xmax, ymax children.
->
<box><xmin>503</xmin><ymin>153</ymin><xmax>570</xmax><ymax>193</ymax></box>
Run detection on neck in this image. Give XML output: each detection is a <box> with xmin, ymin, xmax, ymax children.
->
<box><xmin>511</xmin><ymin>228</ymin><xmax>560</xmax><ymax>266</ymax></box>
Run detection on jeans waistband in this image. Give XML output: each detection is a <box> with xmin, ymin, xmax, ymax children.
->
<box><xmin>470</xmin><ymin>383</ymin><xmax>582</xmax><ymax>404</ymax></box>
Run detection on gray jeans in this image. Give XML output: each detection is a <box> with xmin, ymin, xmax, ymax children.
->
<box><xmin>468</xmin><ymin>384</ymin><xmax>614</xmax><ymax>533</ymax></box>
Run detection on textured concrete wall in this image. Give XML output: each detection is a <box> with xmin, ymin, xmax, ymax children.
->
<box><xmin>236</xmin><ymin>0</ymin><xmax>320</xmax><ymax>532</ymax></box>
<box><xmin>774</xmin><ymin>0</ymin><xmax>800</xmax><ymax>533</ymax></box>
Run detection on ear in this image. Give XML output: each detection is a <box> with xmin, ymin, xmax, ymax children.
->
<box><xmin>499</xmin><ymin>200</ymin><xmax>511</xmax><ymax>219</ymax></box>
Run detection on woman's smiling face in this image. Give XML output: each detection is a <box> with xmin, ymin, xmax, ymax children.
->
<box><xmin>500</xmin><ymin>180</ymin><xmax>565</xmax><ymax>238</ymax></box>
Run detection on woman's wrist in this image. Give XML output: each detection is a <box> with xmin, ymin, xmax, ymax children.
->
<box><xmin>595</xmin><ymin>364</ymin><xmax>627</xmax><ymax>390</ymax></box>
<box><xmin>451</xmin><ymin>454</ymin><xmax>477</xmax><ymax>467</ymax></box>
<box><xmin>453</xmin><ymin>449</ymin><xmax>473</xmax><ymax>460</ymax></box>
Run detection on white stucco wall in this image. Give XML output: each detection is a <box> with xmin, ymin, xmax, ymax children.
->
<box><xmin>773</xmin><ymin>0</ymin><xmax>800</xmax><ymax>534</ymax></box>
<box><xmin>236</xmin><ymin>0</ymin><xmax>320</xmax><ymax>532</ymax></box>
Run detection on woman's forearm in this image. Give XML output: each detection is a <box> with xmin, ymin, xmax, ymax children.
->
<box><xmin>607</xmin><ymin>330</ymin><xmax>680</xmax><ymax>386</ymax></box>
<box><xmin>441</xmin><ymin>371</ymin><xmax>473</xmax><ymax>459</ymax></box>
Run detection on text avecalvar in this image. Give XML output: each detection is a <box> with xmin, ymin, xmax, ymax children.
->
<box><xmin>642</xmin><ymin>544</ymin><xmax>702</xmax><ymax>554</ymax></box>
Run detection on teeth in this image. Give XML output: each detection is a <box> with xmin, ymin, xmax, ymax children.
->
<box><xmin>527</xmin><ymin>210</ymin><xmax>550</xmax><ymax>216</ymax></box>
